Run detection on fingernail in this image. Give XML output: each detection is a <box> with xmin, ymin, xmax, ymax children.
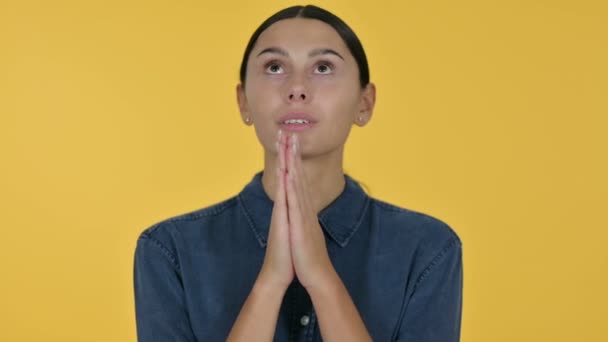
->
<box><xmin>278</xmin><ymin>129</ymin><xmax>283</xmax><ymax>142</ymax></box>
<box><xmin>292</xmin><ymin>134</ymin><xmax>297</xmax><ymax>155</ymax></box>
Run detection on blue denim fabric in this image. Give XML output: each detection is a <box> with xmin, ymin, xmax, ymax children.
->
<box><xmin>133</xmin><ymin>171</ymin><xmax>462</xmax><ymax>341</ymax></box>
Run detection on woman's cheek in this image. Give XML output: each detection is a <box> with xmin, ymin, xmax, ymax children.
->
<box><xmin>255</xmin><ymin>79</ymin><xmax>286</xmax><ymax>99</ymax></box>
<box><xmin>247</xmin><ymin>82</ymin><xmax>275</xmax><ymax>107</ymax></box>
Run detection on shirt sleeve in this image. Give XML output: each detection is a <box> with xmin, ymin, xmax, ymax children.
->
<box><xmin>133</xmin><ymin>233</ymin><xmax>197</xmax><ymax>342</ymax></box>
<box><xmin>396</xmin><ymin>237</ymin><xmax>463</xmax><ymax>342</ymax></box>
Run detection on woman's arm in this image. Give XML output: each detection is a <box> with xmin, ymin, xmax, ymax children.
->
<box><xmin>395</xmin><ymin>237</ymin><xmax>463</xmax><ymax>341</ymax></box>
<box><xmin>307</xmin><ymin>270</ymin><xmax>373</xmax><ymax>342</ymax></box>
<box><xmin>226</xmin><ymin>131</ymin><xmax>294</xmax><ymax>340</ymax></box>
<box><xmin>226</xmin><ymin>271</ymin><xmax>288</xmax><ymax>341</ymax></box>
<box><xmin>134</xmin><ymin>234</ymin><xmax>197</xmax><ymax>342</ymax></box>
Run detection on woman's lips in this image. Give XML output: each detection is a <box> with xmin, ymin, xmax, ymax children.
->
<box><xmin>278</xmin><ymin>112</ymin><xmax>317</xmax><ymax>123</ymax></box>
<box><xmin>278</xmin><ymin>121</ymin><xmax>317</xmax><ymax>132</ymax></box>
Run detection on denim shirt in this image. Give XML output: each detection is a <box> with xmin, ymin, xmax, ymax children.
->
<box><xmin>133</xmin><ymin>171</ymin><xmax>463</xmax><ymax>341</ymax></box>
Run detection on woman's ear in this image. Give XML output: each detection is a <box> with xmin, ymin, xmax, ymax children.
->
<box><xmin>356</xmin><ymin>82</ymin><xmax>376</xmax><ymax>126</ymax></box>
<box><xmin>236</xmin><ymin>83</ymin><xmax>252</xmax><ymax>125</ymax></box>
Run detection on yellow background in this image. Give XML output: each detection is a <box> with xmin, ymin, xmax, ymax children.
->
<box><xmin>1</xmin><ymin>0</ymin><xmax>606</xmax><ymax>341</ymax></box>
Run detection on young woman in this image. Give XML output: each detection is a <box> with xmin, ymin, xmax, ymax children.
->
<box><xmin>134</xmin><ymin>5</ymin><xmax>463</xmax><ymax>341</ymax></box>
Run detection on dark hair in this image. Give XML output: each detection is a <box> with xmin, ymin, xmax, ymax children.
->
<box><xmin>239</xmin><ymin>5</ymin><xmax>370</xmax><ymax>89</ymax></box>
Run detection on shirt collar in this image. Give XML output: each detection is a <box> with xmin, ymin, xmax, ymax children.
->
<box><xmin>237</xmin><ymin>170</ymin><xmax>371</xmax><ymax>248</ymax></box>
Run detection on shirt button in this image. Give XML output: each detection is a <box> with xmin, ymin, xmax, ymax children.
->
<box><xmin>300</xmin><ymin>315</ymin><xmax>310</xmax><ymax>326</ymax></box>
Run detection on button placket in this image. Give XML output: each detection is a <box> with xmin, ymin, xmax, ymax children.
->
<box><xmin>289</xmin><ymin>278</ymin><xmax>315</xmax><ymax>341</ymax></box>
<box><xmin>303</xmin><ymin>310</ymin><xmax>317</xmax><ymax>342</ymax></box>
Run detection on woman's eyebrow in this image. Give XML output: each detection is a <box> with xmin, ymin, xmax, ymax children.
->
<box><xmin>310</xmin><ymin>48</ymin><xmax>344</xmax><ymax>60</ymax></box>
<box><xmin>256</xmin><ymin>47</ymin><xmax>344</xmax><ymax>60</ymax></box>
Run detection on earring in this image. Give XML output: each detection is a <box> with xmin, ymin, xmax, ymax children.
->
<box><xmin>358</xmin><ymin>116</ymin><xmax>364</xmax><ymax>122</ymax></box>
<box><xmin>245</xmin><ymin>117</ymin><xmax>251</xmax><ymax>123</ymax></box>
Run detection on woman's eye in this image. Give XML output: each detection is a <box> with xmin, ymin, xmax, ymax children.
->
<box><xmin>265</xmin><ymin>61</ymin><xmax>283</xmax><ymax>74</ymax></box>
<box><xmin>315</xmin><ymin>62</ymin><xmax>334</xmax><ymax>74</ymax></box>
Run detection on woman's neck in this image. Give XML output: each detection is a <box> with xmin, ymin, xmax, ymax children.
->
<box><xmin>261</xmin><ymin>146</ymin><xmax>346</xmax><ymax>215</ymax></box>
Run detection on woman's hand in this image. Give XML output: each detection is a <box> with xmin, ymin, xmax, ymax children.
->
<box><xmin>259</xmin><ymin>130</ymin><xmax>336</xmax><ymax>292</ymax></box>
<box><xmin>285</xmin><ymin>133</ymin><xmax>336</xmax><ymax>291</ymax></box>
<box><xmin>258</xmin><ymin>129</ymin><xmax>294</xmax><ymax>291</ymax></box>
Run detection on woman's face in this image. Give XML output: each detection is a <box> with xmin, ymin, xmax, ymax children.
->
<box><xmin>237</xmin><ymin>18</ymin><xmax>375</xmax><ymax>159</ymax></box>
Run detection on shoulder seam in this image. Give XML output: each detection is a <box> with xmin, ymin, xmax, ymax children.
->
<box><xmin>391</xmin><ymin>236</ymin><xmax>462</xmax><ymax>341</ymax></box>
<box><xmin>138</xmin><ymin>226</ymin><xmax>180</xmax><ymax>271</ymax></box>
<box><xmin>168</xmin><ymin>197</ymin><xmax>237</xmax><ymax>222</ymax></box>
<box><xmin>413</xmin><ymin>236</ymin><xmax>461</xmax><ymax>291</ymax></box>
<box><xmin>371</xmin><ymin>198</ymin><xmax>411</xmax><ymax>213</ymax></box>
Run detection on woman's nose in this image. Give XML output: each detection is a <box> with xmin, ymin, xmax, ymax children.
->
<box><xmin>285</xmin><ymin>76</ymin><xmax>310</xmax><ymax>103</ymax></box>
<box><xmin>288</xmin><ymin>91</ymin><xmax>306</xmax><ymax>102</ymax></box>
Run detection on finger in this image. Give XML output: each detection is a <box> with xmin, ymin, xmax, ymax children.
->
<box><xmin>274</xmin><ymin>130</ymin><xmax>288</xmax><ymax>223</ymax></box>
<box><xmin>285</xmin><ymin>135</ymin><xmax>304</xmax><ymax>237</ymax></box>
<box><xmin>286</xmin><ymin>133</ymin><xmax>301</xmax><ymax>205</ymax></box>
<box><xmin>275</xmin><ymin>129</ymin><xmax>284</xmax><ymax>201</ymax></box>
<box><xmin>290</xmin><ymin>134</ymin><xmax>313</xmax><ymax>220</ymax></box>
<box><xmin>276</xmin><ymin>129</ymin><xmax>287</xmax><ymax>174</ymax></box>
<box><xmin>281</xmin><ymin>131</ymin><xmax>290</xmax><ymax>214</ymax></box>
<box><xmin>296</xmin><ymin>147</ymin><xmax>312</xmax><ymax>194</ymax></box>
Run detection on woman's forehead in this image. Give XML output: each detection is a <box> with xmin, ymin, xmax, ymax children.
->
<box><xmin>253</xmin><ymin>18</ymin><xmax>348</xmax><ymax>56</ymax></box>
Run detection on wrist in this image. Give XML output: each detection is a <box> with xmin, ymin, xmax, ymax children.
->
<box><xmin>255</xmin><ymin>270</ymin><xmax>290</xmax><ymax>296</ymax></box>
<box><xmin>305</xmin><ymin>267</ymin><xmax>341</xmax><ymax>298</ymax></box>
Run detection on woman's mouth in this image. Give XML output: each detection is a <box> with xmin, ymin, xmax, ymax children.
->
<box><xmin>279</xmin><ymin>119</ymin><xmax>317</xmax><ymax>132</ymax></box>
